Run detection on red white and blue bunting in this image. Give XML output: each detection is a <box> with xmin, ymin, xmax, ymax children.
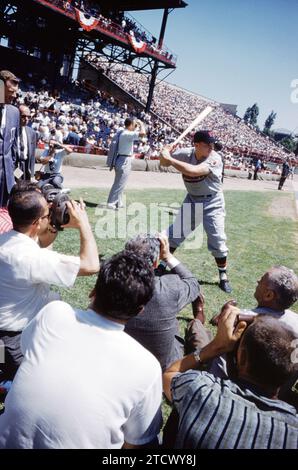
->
<box><xmin>127</xmin><ymin>31</ymin><xmax>146</xmax><ymax>54</ymax></box>
<box><xmin>75</xmin><ymin>8</ymin><xmax>99</xmax><ymax>31</ymax></box>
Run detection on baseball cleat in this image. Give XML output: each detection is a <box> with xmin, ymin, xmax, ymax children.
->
<box><xmin>219</xmin><ymin>279</ymin><xmax>232</xmax><ymax>293</ymax></box>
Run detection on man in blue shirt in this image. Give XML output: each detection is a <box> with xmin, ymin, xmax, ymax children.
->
<box><xmin>37</xmin><ymin>140</ymin><xmax>73</xmax><ymax>189</ymax></box>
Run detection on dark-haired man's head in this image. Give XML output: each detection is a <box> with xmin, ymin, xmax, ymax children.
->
<box><xmin>8</xmin><ymin>190</ymin><xmax>49</xmax><ymax>237</ymax></box>
<box><xmin>254</xmin><ymin>266</ymin><xmax>298</xmax><ymax>311</ymax></box>
<box><xmin>193</xmin><ymin>130</ymin><xmax>215</xmax><ymax>158</ymax></box>
<box><xmin>237</xmin><ymin>316</ymin><xmax>296</xmax><ymax>392</ymax></box>
<box><xmin>125</xmin><ymin>234</ymin><xmax>161</xmax><ymax>269</ymax></box>
<box><xmin>10</xmin><ymin>180</ymin><xmax>40</xmax><ymax>197</ymax></box>
<box><xmin>124</xmin><ymin>117</ymin><xmax>136</xmax><ymax>131</ymax></box>
<box><xmin>92</xmin><ymin>250</ymin><xmax>155</xmax><ymax>322</ymax></box>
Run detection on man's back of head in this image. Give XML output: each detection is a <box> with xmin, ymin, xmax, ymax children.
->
<box><xmin>8</xmin><ymin>189</ymin><xmax>46</xmax><ymax>232</ymax></box>
<box><xmin>92</xmin><ymin>250</ymin><xmax>155</xmax><ymax>322</ymax></box>
<box><xmin>239</xmin><ymin>315</ymin><xmax>297</xmax><ymax>390</ymax></box>
<box><xmin>125</xmin><ymin>234</ymin><xmax>160</xmax><ymax>269</ymax></box>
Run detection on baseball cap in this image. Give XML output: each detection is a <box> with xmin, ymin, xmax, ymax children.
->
<box><xmin>193</xmin><ymin>130</ymin><xmax>216</xmax><ymax>144</ymax></box>
<box><xmin>0</xmin><ymin>70</ymin><xmax>20</xmax><ymax>83</ymax></box>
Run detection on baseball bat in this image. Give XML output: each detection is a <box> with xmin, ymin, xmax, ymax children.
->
<box><xmin>171</xmin><ymin>105</ymin><xmax>213</xmax><ymax>147</ymax></box>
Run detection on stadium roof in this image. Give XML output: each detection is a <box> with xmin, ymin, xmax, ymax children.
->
<box><xmin>92</xmin><ymin>0</ymin><xmax>188</xmax><ymax>11</ymax></box>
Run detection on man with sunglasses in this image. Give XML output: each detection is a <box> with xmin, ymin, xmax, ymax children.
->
<box><xmin>17</xmin><ymin>105</ymin><xmax>37</xmax><ymax>181</ymax></box>
<box><xmin>0</xmin><ymin>189</ymin><xmax>99</xmax><ymax>383</ymax></box>
<box><xmin>160</xmin><ymin>130</ymin><xmax>231</xmax><ymax>293</ymax></box>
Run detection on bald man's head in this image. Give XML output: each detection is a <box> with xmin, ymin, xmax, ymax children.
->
<box><xmin>19</xmin><ymin>105</ymin><xmax>31</xmax><ymax>127</ymax></box>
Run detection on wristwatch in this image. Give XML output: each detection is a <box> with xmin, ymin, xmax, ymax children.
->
<box><xmin>193</xmin><ymin>349</ymin><xmax>201</xmax><ymax>364</ymax></box>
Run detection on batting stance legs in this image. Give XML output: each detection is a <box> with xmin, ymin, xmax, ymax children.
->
<box><xmin>107</xmin><ymin>156</ymin><xmax>132</xmax><ymax>208</ymax></box>
<box><xmin>166</xmin><ymin>193</ymin><xmax>231</xmax><ymax>292</ymax></box>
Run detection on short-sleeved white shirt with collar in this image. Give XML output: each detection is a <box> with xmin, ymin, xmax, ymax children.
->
<box><xmin>0</xmin><ymin>301</ymin><xmax>163</xmax><ymax>449</ymax></box>
<box><xmin>0</xmin><ymin>231</ymin><xmax>80</xmax><ymax>332</ymax></box>
<box><xmin>118</xmin><ymin>129</ymin><xmax>140</xmax><ymax>156</ymax></box>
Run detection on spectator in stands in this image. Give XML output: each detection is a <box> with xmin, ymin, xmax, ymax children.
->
<box><xmin>37</xmin><ymin>140</ymin><xmax>73</xmax><ymax>190</ymax></box>
<box><xmin>0</xmin><ymin>189</ymin><xmax>99</xmax><ymax>382</ymax></box>
<box><xmin>79</xmin><ymin>130</ymin><xmax>87</xmax><ymax>147</ymax></box>
<box><xmin>65</xmin><ymin>125</ymin><xmax>80</xmax><ymax>146</ymax></box>
<box><xmin>124</xmin><ymin>234</ymin><xmax>204</xmax><ymax>371</ymax></box>
<box><xmin>163</xmin><ymin>306</ymin><xmax>298</xmax><ymax>449</ymax></box>
<box><xmin>17</xmin><ymin>105</ymin><xmax>37</xmax><ymax>181</ymax></box>
<box><xmin>0</xmin><ymin>251</ymin><xmax>162</xmax><ymax>449</ymax></box>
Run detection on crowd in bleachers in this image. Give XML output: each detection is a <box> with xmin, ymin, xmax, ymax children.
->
<box><xmin>16</xmin><ymin>81</ymin><xmax>180</xmax><ymax>157</ymax></box>
<box><xmin>85</xmin><ymin>54</ymin><xmax>295</xmax><ymax>162</ymax></box>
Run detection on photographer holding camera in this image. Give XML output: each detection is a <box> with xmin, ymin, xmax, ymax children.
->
<box><xmin>36</xmin><ymin>139</ymin><xmax>73</xmax><ymax>190</ymax></box>
<box><xmin>0</xmin><ymin>187</ymin><xmax>99</xmax><ymax>383</ymax></box>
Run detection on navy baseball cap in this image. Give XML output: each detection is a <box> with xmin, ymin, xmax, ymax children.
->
<box><xmin>193</xmin><ymin>130</ymin><xmax>216</xmax><ymax>144</ymax></box>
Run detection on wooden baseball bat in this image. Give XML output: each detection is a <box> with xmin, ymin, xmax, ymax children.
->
<box><xmin>171</xmin><ymin>105</ymin><xmax>213</xmax><ymax>147</ymax></box>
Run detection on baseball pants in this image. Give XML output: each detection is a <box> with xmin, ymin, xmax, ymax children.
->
<box><xmin>107</xmin><ymin>156</ymin><xmax>132</xmax><ymax>207</ymax></box>
<box><xmin>167</xmin><ymin>192</ymin><xmax>228</xmax><ymax>258</ymax></box>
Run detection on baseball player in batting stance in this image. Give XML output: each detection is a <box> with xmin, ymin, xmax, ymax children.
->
<box><xmin>159</xmin><ymin>130</ymin><xmax>232</xmax><ymax>293</ymax></box>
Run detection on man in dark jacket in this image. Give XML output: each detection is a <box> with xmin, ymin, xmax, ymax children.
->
<box><xmin>125</xmin><ymin>234</ymin><xmax>204</xmax><ymax>371</ymax></box>
<box><xmin>278</xmin><ymin>158</ymin><xmax>291</xmax><ymax>190</ymax></box>
<box><xmin>0</xmin><ymin>70</ymin><xmax>20</xmax><ymax>208</ymax></box>
<box><xmin>18</xmin><ymin>105</ymin><xmax>37</xmax><ymax>180</ymax></box>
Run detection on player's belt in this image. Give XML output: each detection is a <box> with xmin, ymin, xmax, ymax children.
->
<box><xmin>194</xmin><ymin>194</ymin><xmax>213</xmax><ymax>198</ymax></box>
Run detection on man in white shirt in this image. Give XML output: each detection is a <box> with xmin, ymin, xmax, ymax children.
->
<box><xmin>107</xmin><ymin>117</ymin><xmax>146</xmax><ymax>209</ymax></box>
<box><xmin>0</xmin><ymin>250</ymin><xmax>162</xmax><ymax>449</ymax></box>
<box><xmin>0</xmin><ymin>188</ymin><xmax>99</xmax><ymax>382</ymax></box>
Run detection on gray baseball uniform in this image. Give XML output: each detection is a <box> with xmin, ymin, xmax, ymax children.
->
<box><xmin>167</xmin><ymin>147</ymin><xmax>228</xmax><ymax>258</ymax></box>
<box><xmin>107</xmin><ymin>129</ymin><xmax>140</xmax><ymax>207</ymax></box>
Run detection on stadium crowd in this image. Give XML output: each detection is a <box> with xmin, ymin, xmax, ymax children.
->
<box><xmin>86</xmin><ymin>55</ymin><xmax>295</xmax><ymax>162</ymax></box>
<box><xmin>17</xmin><ymin>83</ymin><xmax>178</xmax><ymax>157</ymax></box>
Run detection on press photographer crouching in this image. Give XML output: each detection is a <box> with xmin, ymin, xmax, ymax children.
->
<box><xmin>0</xmin><ymin>185</ymin><xmax>99</xmax><ymax>384</ymax></box>
<box><xmin>36</xmin><ymin>139</ymin><xmax>73</xmax><ymax>190</ymax></box>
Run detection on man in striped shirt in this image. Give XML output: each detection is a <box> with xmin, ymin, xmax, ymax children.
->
<box><xmin>163</xmin><ymin>305</ymin><xmax>298</xmax><ymax>449</ymax></box>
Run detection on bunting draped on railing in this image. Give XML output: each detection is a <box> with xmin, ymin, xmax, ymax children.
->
<box><xmin>127</xmin><ymin>31</ymin><xmax>146</xmax><ymax>53</ymax></box>
<box><xmin>75</xmin><ymin>8</ymin><xmax>99</xmax><ymax>31</ymax></box>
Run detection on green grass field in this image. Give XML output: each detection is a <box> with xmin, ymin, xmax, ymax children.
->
<box><xmin>54</xmin><ymin>188</ymin><xmax>298</xmax><ymax>325</ymax></box>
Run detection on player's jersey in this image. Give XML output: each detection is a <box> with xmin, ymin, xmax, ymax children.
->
<box><xmin>172</xmin><ymin>148</ymin><xmax>223</xmax><ymax>196</ymax></box>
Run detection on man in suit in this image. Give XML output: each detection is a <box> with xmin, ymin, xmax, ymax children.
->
<box><xmin>18</xmin><ymin>105</ymin><xmax>37</xmax><ymax>180</ymax></box>
<box><xmin>124</xmin><ymin>234</ymin><xmax>205</xmax><ymax>371</ymax></box>
<box><xmin>0</xmin><ymin>70</ymin><xmax>20</xmax><ymax>208</ymax></box>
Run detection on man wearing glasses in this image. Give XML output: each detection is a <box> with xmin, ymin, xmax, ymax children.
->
<box><xmin>17</xmin><ymin>105</ymin><xmax>37</xmax><ymax>181</ymax></box>
<box><xmin>160</xmin><ymin>131</ymin><xmax>231</xmax><ymax>293</ymax></box>
<box><xmin>0</xmin><ymin>187</ymin><xmax>99</xmax><ymax>384</ymax></box>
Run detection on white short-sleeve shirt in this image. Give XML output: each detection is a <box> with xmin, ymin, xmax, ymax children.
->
<box><xmin>0</xmin><ymin>231</ymin><xmax>80</xmax><ymax>331</ymax></box>
<box><xmin>0</xmin><ymin>301</ymin><xmax>162</xmax><ymax>449</ymax></box>
<box><xmin>118</xmin><ymin>130</ymin><xmax>140</xmax><ymax>156</ymax></box>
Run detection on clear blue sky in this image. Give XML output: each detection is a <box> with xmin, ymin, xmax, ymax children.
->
<box><xmin>132</xmin><ymin>0</ymin><xmax>298</xmax><ymax>132</ymax></box>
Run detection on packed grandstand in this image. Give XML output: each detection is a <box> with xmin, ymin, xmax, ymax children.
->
<box><xmin>17</xmin><ymin>66</ymin><xmax>296</xmax><ymax>174</ymax></box>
